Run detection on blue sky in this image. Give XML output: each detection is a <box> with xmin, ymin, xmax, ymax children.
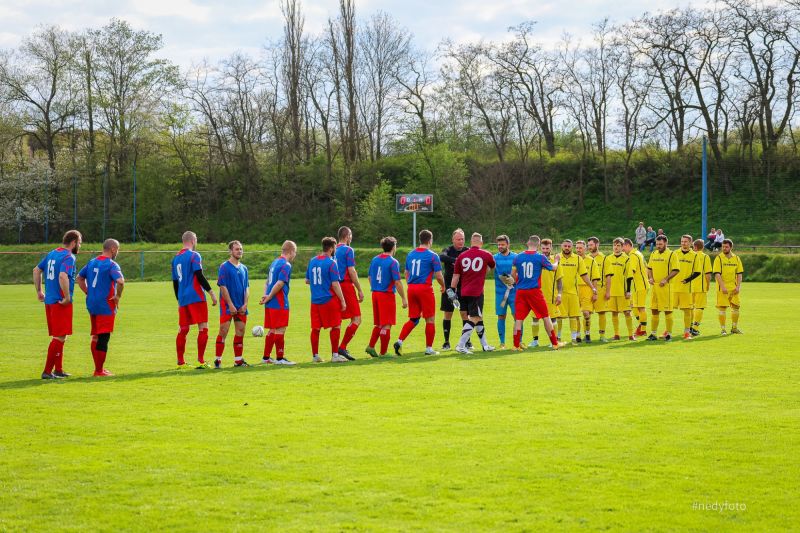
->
<box><xmin>0</xmin><ymin>0</ymin><xmax>697</xmax><ymax>67</ymax></box>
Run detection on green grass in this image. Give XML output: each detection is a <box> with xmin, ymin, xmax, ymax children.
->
<box><xmin>1</xmin><ymin>281</ymin><xmax>797</xmax><ymax>531</ymax></box>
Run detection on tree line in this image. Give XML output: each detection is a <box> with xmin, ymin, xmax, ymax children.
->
<box><xmin>0</xmin><ymin>0</ymin><xmax>798</xmax><ymax>244</ymax></box>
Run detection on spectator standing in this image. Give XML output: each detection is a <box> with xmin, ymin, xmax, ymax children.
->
<box><xmin>635</xmin><ymin>222</ymin><xmax>647</xmax><ymax>251</ymax></box>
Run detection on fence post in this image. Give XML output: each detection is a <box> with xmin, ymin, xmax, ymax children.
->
<box><xmin>140</xmin><ymin>251</ymin><xmax>145</xmax><ymax>280</ymax></box>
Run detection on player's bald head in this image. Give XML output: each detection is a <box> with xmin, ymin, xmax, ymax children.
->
<box><xmin>103</xmin><ymin>238</ymin><xmax>120</xmax><ymax>251</ymax></box>
<box><xmin>471</xmin><ymin>233</ymin><xmax>482</xmax><ymax>246</ymax></box>
<box><xmin>337</xmin><ymin>226</ymin><xmax>352</xmax><ymax>241</ymax></box>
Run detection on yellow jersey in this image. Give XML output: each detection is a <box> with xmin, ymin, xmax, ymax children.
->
<box><xmin>627</xmin><ymin>249</ymin><xmax>650</xmax><ymax>292</ymax></box>
<box><xmin>559</xmin><ymin>253</ymin><xmax>588</xmax><ymax>295</ymax></box>
<box><xmin>648</xmin><ymin>248</ymin><xmax>678</xmax><ymax>282</ymax></box>
<box><xmin>672</xmin><ymin>248</ymin><xmax>697</xmax><ymax>293</ymax></box>
<box><xmin>590</xmin><ymin>252</ymin><xmax>605</xmax><ymax>288</ymax></box>
<box><xmin>713</xmin><ymin>253</ymin><xmax>744</xmax><ymax>288</ymax></box>
<box><xmin>540</xmin><ymin>254</ymin><xmax>563</xmax><ymax>303</ymax></box>
<box><xmin>578</xmin><ymin>255</ymin><xmax>601</xmax><ymax>287</ymax></box>
<box><xmin>690</xmin><ymin>251</ymin><xmax>713</xmax><ymax>293</ymax></box>
<box><xmin>602</xmin><ymin>252</ymin><xmax>630</xmax><ymax>297</ymax></box>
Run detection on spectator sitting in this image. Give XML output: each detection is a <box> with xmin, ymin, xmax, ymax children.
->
<box><xmin>705</xmin><ymin>227</ymin><xmax>717</xmax><ymax>250</ymax></box>
<box><xmin>711</xmin><ymin>229</ymin><xmax>724</xmax><ymax>251</ymax></box>
<box><xmin>657</xmin><ymin>228</ymin><xmax>665</xmax><ymax>238</ymax></box>
<box><xmin>644</xmin><ymin>226</ymin><xmax>656</xmax><ymax>252</ymax></box>
<box><xmin>636</xmin><ymin>221</ymin><xmax>647</xmax><ymax>251</ymax></box>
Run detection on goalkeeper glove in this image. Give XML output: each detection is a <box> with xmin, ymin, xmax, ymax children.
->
<box><xmin>446</xmin><ymin>288</ymin><xmax>460</xmax><ymax>309</ymax></box>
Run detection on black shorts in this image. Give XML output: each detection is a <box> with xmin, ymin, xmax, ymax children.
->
<box><xmin>440</xmin><ymin>287</ymin><xmax>462</xmax><ymax>312</ymax></box>
<box><xmin>460</xmin><ymin>295</ymin><xmax>484</xmax><ymax>319</ymax></box>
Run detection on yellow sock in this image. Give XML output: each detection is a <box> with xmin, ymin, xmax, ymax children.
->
<box><xmin>557</xmin><ymin>318</ymin><xmax>563</xmax><ymax>337</ymax></box>
<box><xmin>693</xmin><ymin>307</ymin><xmax>704</xmax><ymax>326</ymax></box>
<box><xmin>625</xmin><ymin>314</ymin><xmax>633</xmax><ymax>336</ymax></box>
<box><xmin>611</xmin><ymin>313</ymin><xmax>620</xmax><ymax>335</ymax></box>
<box><xmin>651</xmin><ymin>313</ymin><xmax>660</xmax><ymax>334</ymax></box>
<box><xmin>598</xmin><ymin>313</ymin><xmax>606</xmax><ymax>334</ymax></box>
<box><xmin>570</xmin><ymin>317</ymin><xmax>579</xmax><ymax>338</ymax></box>
<box><xmin>683</xmin><ymin>309</ymin><xmax>692</xmax><ymax>330</ymax></box>
<box><xmin>731</xmin><ymin>307</ymin><xmax>740</xmax><ymax>327</ymax></box>
<box><xmin>718</xmin><ymin>308</ymin><xmax>726</xmax><ymax>327</ymax></box>
<box><xmin>532</xmin><ymin>319</ymin><xmax>540</xmax><ymax>338</ymax></box>
<box><xmin>665</xmin><ymin>313</ymin><xmax>674</xmax><ymax>334</ymax></box>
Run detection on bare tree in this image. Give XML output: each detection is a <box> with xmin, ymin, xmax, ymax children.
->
<box><xmin>281</xmin><ymin>0</ymin><xmax>306</xmax><ymax>166</ymax></box>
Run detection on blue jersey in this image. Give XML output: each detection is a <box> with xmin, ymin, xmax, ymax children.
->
<box><xmin>37</xmin><ymin>247</ymin><xmax>76</xmax><ymax>304</ymax></box>
<box><xmin>334</xmin><ymin>244</ymin><xmax>356</xmax><ymax>282</ymax></box>
<box><xmin>405</xmin><ymin>247</ymin><xmax>442</xmax><ymax>285</ymax></box>
<box><xmin>79</xmin><ymin>256</ymin><xmax>123</xmax><ymax>316</ymax></box>
<box><xmin>369</xmin><ymin>254</ymin><xmax>401</xmax><ymax>293</ymax></box>
<box><xmin>171</xmin><ymin>249</ymin><xmax>206</xmax><ymax>306</ymax></box>
<box><xmin>494</xmin><ymin>251</ymin><xmax>518</xmax><ymax>292</ymax></box>
<box><xmin>217</xmin><ymin>260</ymin><xmax>249</xmax><ymax>317</ymax></box>
<box><xmin>266</xmin><ymin>257</ymin><xmax>292</xmax><ymax>310</ymax></box>
<box><xmin>513</xmin><ymin>251</ymin><xmax>554</xmax><ymax>290</ymax></box>
<box><xmin>306</xmin><ymin>254</ymin><xmax>340</xmax><ymax>304</ymax></box>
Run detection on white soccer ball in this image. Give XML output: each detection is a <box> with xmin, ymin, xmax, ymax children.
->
<box><xmin>251</xmin><ymin>325</ymin><xmax>265</xmax><ymax>337</ymax></box>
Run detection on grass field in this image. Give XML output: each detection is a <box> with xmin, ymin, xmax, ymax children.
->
<box><xmin>1</xmin><ymin>281</ymin><xmax>798</xmax><ymax>531</ymax></box>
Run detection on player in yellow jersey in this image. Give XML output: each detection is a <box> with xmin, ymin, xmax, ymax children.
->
<box><xmin>672</xmin><ymin>235</ymin><xmax>700</xmax><ymax>340</ymax></box>
<box><xmin>646</xmin><ymin>235</ymin><xmax>679</xmax><ymax>341</ymax></box>
<box><xmin>622</xmin><ymin>238</ymin><xmax>651</xmax><ymax>336</ymax></box>
<box><xmin>558</xmin><ymin>239</ymin><xmax>596</xmax><ymax>344</ymax></box>
<box><xmin>602</xmin><ymin>238</ymin><xmax>635</xmax><ymax>340</ymax></box>
<box><xmin>713</xmin><ymin>239</ymin><xmax>744</xmax><ymax>335</ymax></box>
<box><xmin>575</xmin><ymin>240</ymin><xmax>600</xmax><ymax>343</ymax></box>
<box><xmin>587</xmin><ymin>236</ymin><xmax>609</xmax><ymax>341</ymax></box>
<box><xmin>690</xmin><ymin>239</ymin><xmax>713</xmax><ymax>336</ymax></box>
<box><xmin>530</xmin><ymin>238</ymin><xmax>562</xmax><ymax>347</ymax></box>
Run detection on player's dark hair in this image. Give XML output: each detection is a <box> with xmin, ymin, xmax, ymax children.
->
<box><xmin>381</xmin><ymin>236</ymin><xmax>397</xmax><ymax>253</ymax></box>
<box><xmin>337</xmin><ymin>226</ymin><xmax>351</xmax><ymax>240</ymax></box>
<box><xmin>693</xmin><ymin>239</ymin><xmax>704</xmax><ymax>250</ymax></box>
<box><xmin>322</xmin><ymin>237</ymin><xmax>337</xmax><ymax>253</ymax></box>
<box><xmin>541</xmin><ymin>238</ymin><xmax>552</xmax><ymax>246</ymax></box>
<box><xmin>656</xmin><ymin>235</ymin><xmax>668</xmax><ymax>243</ymax></box>
<box><xmin>623</xmin><ymin>238</ymin><xmax>633</xmax><ymax>246</ymax></box>
<box><xmin>562</xmin><ymin>239</ymin><xmax>573</xmax><ymax>245</ymax></box>
<box><xmin>228</xmin><ymin>240</ymin><xmax>242</xmax><ymax>251</ymax></box>
<box><xmin>613</xmin><ymin>237</ymin><xmax>624</xmax><ymax>246</ymax></box>
<box><xmin>419</xmin><ymin>229</ymin><xmax>433</xmax><ymax>245</ymax></box>
<box><xmin>496</xmin><ymin>234</ymin><xmax>509</xmax><ymax>244</ymax></box>
<box><xmin>527</xmin><ymin>235</ymin><xmax>541</xmax><ymax>247</ymax></box>
<box><xmin>62</xmin><ymin>230</ymin><xmax>82</xmax><ymax>246</ymax></box>
<box><xmin>576</xmin><ymin>240</ymin><xmax>586</xmax><ymax>246</ymax></box>
<box><xmin>722</xmin><ymin>238</ymin><xmax>733</xmax><ymax>247</ymax></box>
<box><xmin>587</xmin><ymin>236</ymin><xmax>599</xmax><ymax>244</ymax></box>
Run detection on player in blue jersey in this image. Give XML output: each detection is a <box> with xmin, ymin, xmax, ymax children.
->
<box><xmin>77</xmin><ymin>239</ymin><xmax>125</xmax><ymax>377</ymax></box>
<box><xmin>493</xmin><ymin>235</ymin><xmax>519</xmax><ymax>349</ymax></box>
<box><xmin>306</xmin><ymin>237</ymin><xmax>347</xmax><ymax>363</ymax></box>
<box><xmin>214</xmin><ymin>240</ymin><xmax>250</xmax><ymax>368</ymax></box>
<box><xmin>511</xmin><ymin>235</ymin><xmax>563</xmax><ymax>350</ymax></box>
<box><xmin>365</xmin><ymin>237</ymin><xmax>407</xmax><ymax>357</ymax></box>
<box><xmin>394</xmin><ymin>229</ymin><xmax>446</xmax><ymax>356</ymax></box>
<box><xmin>334</xmin><ymin>227</ymin><xmax>365</xmax><ymax>360</ymax></box>
<box><xmin>260</xmin><ymin>240</ymin><xmax>298</xmax><ymax>365</ymax></box>
<box><xmin>33</xmin><ymin>230</ymin><xmax>82</xmax><ymax>379</ymax></box>
<box><xmin>171</xmin><ymin>231</ymin><xmax>218</xmax><ymax>369</ymax></box>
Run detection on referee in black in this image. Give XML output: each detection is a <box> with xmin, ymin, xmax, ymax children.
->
<box><xmin>439</xmin><ymin>228</ymin><xmax>470</xmax><ymax>350</ymax></box>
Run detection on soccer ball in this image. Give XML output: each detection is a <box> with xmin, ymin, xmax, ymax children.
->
<box><xmin>251</xmin><ymin>325</ymin><xmax>265</xmax><ymax>337</ymax></box>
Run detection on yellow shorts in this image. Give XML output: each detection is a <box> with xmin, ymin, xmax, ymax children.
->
<box><xmin>578</xmin><ymin>285</ymin><xmax>595</xmax><ymax>312</ymax></box>
<box><xmin>594</xmin><ymin>291</ymin><xmax>609</xmax><ymax>312</ymax></box>
<box><xmin>559</xmin><ymin>293</ymin><xmax>581</xmax><ymax>317</ymax></box>
<box><xmin>607</xmin><ymin>295</ymin><xmax>631</xmax><ymax>313</ymax></box>
<box><xmin>692</xmin><ymin>292</ymin><xmax>708</xmax><ymax>309</ymax></box>
<box><xmin>650</xmin><ymin>285</ymin><xmax>672</xmax><ymax>312</ymax></box>
<box><xmin>631</xmin><ymin>290</ymin><xmax>648</xmax><ymax>308</ymax></box>
<box><xmin>674</xmin><ymin>292</ymin><xmax>693</xmax><ymax>310</ymax></box>
<box><xmin>546</xmin><ymin>299</ymin><xmax>562</xmax><ymax>318</ymax></box>
<box><xmin>716</xmin><ymin>290</ymin><xmax>741</xmax><ymax>308</ymax></box>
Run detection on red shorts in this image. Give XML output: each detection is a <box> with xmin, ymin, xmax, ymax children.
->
<box><xmin>45</xmin><ymin>303</ymin><xmax>73</xmax><ymax>337</ymax></box>
<box><xmin>311</xmin><ymin>299</ymin><xmax>342</xmax><ymax>329</ymax></box>
<box><xmin>515</xmin><ymin>288</ymin><xmax>550</xmax><ymax>320</ymax></box>
<box><xmin>219</xmin><ymin>300</ymin><xmax>248</xmax><ymax>324</ymax></box>
<box><xmin>90</xmin><ymin>314</ymin><xmax>116</xmax><ymax>335</ymax></box>
<box><xmin>264</xmin><ymin>307</ymin><xmax>289</xmax><ymax>329</ymax></box>
<box><xmin>340</xmin><ymin>282</ymin><xmax>361</xmax><ymax>319</ymax></box>
<box><xmin>407</xmin><ymin>284</ymin><xmax>436</xmax><ymax>319</ymax></box>
<box><xmin>178</xmin><ymin>301</ymin><xmax>208</xmax><ymax>327</ymax></box>
<box><xmin>372</xmin><ymin>291</ymin><xmax>397</xmax><ymax>326</ymax></box>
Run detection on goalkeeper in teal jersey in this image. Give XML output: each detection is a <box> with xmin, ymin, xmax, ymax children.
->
<box><xmin>493</xmin><ymin>235</ymin><xmax>519</xmax><ymax>349</ymax></box>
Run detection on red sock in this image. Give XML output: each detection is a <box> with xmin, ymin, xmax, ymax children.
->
<box><xmin>233</xmin><ymin>335</ymin><xmax>243</xmax><ymax>358</ymax></box>
<box><xmin>44</xmin><ymin>338</ymin><xmax>63</xmax><ymax>374</ymax></box>
<box><xmin>310</xmin><ymin>329</ymin><xmax>320</xmax><ymax>355</ymax></box>
<box><xmin>91</xmin><ymin>338</ymin><xmax>102</xmax><ymax>372</ymax></box>
<box><xmin>176</xmin><ymin>327</ymin><xmax>189</xmax><ymax>364</ymax></box>
<box><xmin>425</xmin><ymin>322</ymin><xmax>435</xmax><ymax>347</ymax></box>
<box><xmin>368</xmin><ymin>326</ymin><xmax>381</xmax><ymax>348</ymax></box>
<box><xmin>549</xmin><ymin>329</ymin><xmax>558</xmax><ymax>346</ymax></box>
<box><xmin>263</xmin><ymin>332</ymin><xmax>275</xmax><ymax>358</ymax></box>
<box><xmin>215</xmin><ymin>335</ymin><xmax>225</xmax><ymax>357</ymax></box>
<box><xmin>197</xmin><ymin>328</ymin><xmax>209</xmax><ymax>363</ymax></box>
<box><xmin>52</xmin><ymin>339</ymin><xmax>65</xmax><ymax>373</ymax></box>
<box><xmin>513</xmin><ymin>329</ymin><xmax>522</xmax><ymax>348</ymax></box>
<box><xmin>379</xmin><ymin>328</ymin><xmax>390</xmax><ymax>354</ymax></box>
<box><xmin>340</xmin><ymin>322</ymin><xmax>359</xmax><ymax>349</ymax></box>
<box><xmin>275</xmin><ymin>334</ymin><xmax>285</xmax><ymax>359</ymax></box>
<box><xmin>330</xmin><ymin>328</ymin><xmax>341</xmax><ymax>355</ymax></box>
<box><xmin>399</xmin><ymin>320</ymin><xmax>416</xmax><ymax>341</ymax></box>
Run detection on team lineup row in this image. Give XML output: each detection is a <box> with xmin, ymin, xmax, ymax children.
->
<box><xmin>32</xmin><ymin>227</ymin><xmax>744</xmax><ymax>378</ymax></box>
